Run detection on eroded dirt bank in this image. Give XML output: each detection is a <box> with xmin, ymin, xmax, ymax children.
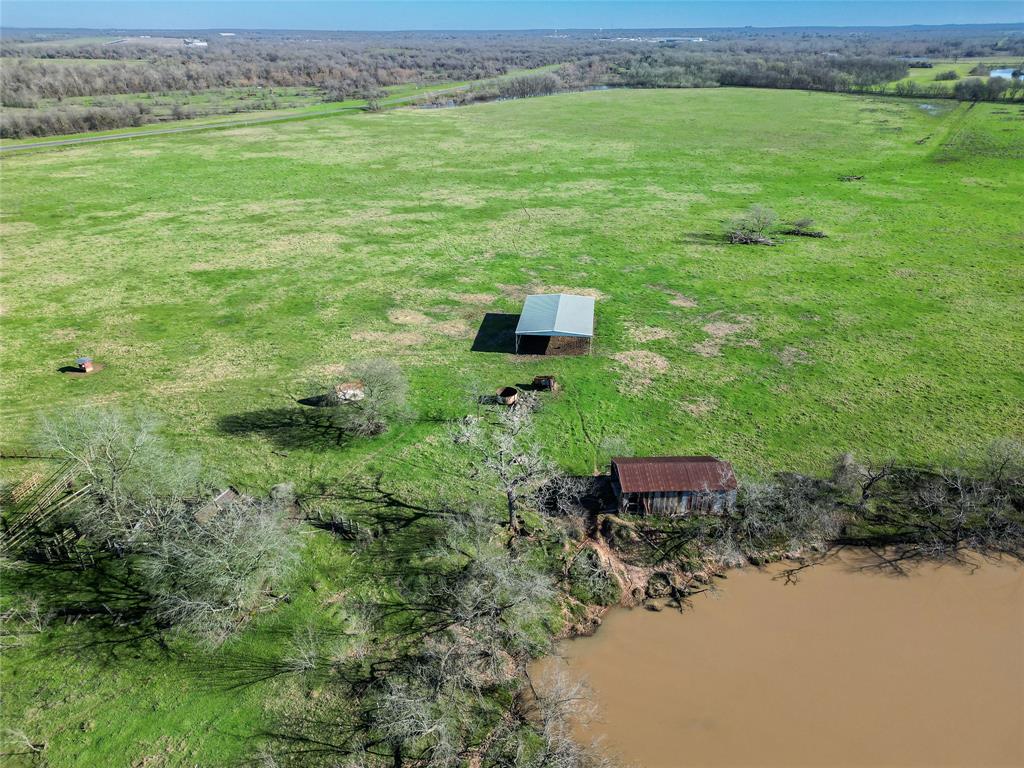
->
<box><xmin>537</xmin><ymin>550</ymin><xmax>1024</xmax><ymax>767</ymax></box>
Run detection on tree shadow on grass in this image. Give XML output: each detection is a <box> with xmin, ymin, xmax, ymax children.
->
<box><xmin>189</xmin><ymin>626</ymin><xmax>355</xmax><ymax>692</ymax></box>
<box><xmin>313</xmin><ymin>475</ymin><xmax>453</xmax><ymax>534</ymax></box>
<box><xmin>217</xmin><ymin>407</ymin><xmax>352</xmax><ymax>450</ymax></box>
<box><xmin>7</xmin><ymin>553</ymin><xmax>167</xmax><ymax>661</ymax></box>
<box><xmin>678</xmin><ymin>231</ymin><xmax>726</xmax><ymax>246</ymax></box>
<box><xmin>305</xmin><ymin>476</ymin><xmax>460</xmax><ymax>584</ymax></box>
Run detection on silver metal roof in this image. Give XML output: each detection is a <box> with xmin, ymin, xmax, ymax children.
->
<box><xmin>515</xmin><ymin>294</ymin><xmax>595</xmax><ymax>338</ymax></box>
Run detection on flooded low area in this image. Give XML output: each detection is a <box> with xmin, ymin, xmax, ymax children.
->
<box><xmin>540</xmin><ymin>551</ymin><xmax>1024</xmax><ymax>767</ymax></box>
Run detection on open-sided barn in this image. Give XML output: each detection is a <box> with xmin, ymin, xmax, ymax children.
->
<box><xmin>514</xmin><ymin>293</ymin><xmax>594</xmax><ymax>355</ymax></box>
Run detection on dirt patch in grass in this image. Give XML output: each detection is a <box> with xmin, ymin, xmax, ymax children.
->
<box><xmin>238</xmin><ymin>199</ymin><xmax>311</xmax><ymax>216</ymax></box>
<box><xmin>313</xmin><ymin>363</ymin><xmax>350</xmax><ymax>377</ymax></box>
<box><xmin>264</xmin><ymin>232</ymin><xmax>344</xmax><ymax>255</ymax></box>
<box><xmin>545</xmin><ymin>285</ymin><xmax>607</xmax><ymax>300</ymax></box>
<box><xmin>612</xmin><ymin>350</ymin><xmax>671</xmax><ymax>394</ymax></box>
<box><xmin>612</xmin><ymin>351</ymin><xmax>670</xmax><ymax>374</ymax></box>
<box><xmin>681</xmin><ymin>396</ymin><xmax>718</xmax><ymax>417</ymax></box>
<box><xmin>649</xmin><ymin>284</ymin><xmax>697</xmax><ymax>308</ymax></box>
<box><xmin>434</xmin><ymin>319</ymin><xmax>473</xmax><ymax>338</ymax></box>
<box><xmin>498</xmin><ymin>283</ymin><xmax>607</xmax><ymax>302</ymax></box>
<box><xmin>133</xmin><ymin>211</ymin><xmax>179</xmax><ymax>224</ymax></box>
<box><xmin>625</xmin><ymin>323</ymin><xmax>674</xmax><ymax>343</ymax></box>
<box><xmin>694</xmin><ymin>317</ymin><xmax>754</xmax><ymax>357</ymax></box>
<box><xmin>0</xmin><ymin>220</ymin><xmax>39</xmax><ymax>238</ymax></box>
<box><xmin>450</xmin><ymin>292</ymin><xmax>498</xmax><ymax>305</ymax></box>
<box><xmin>777</xmin><ymin>346</ymin><xmax>813</xmax><ymax>366</ymax></box>
<box><xmin>387</xmin><ymin>308</ymin><xmax>432</xmax><ymax>326</ymax></box>
<box><xmin>352</xmin><ymin>330</ymin><xmax>427</xmax><ymax>346</ymax></box>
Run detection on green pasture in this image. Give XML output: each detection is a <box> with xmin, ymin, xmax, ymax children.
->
<box><xmin>3</xmin><ymin>88</ymin><xmax>1021</xmax><ymax>480</ymax></box>
<box><xmin>1</xmin><ymin>87</ymin><xmax>1023</xmax><ymax>764</ymax></box>
<box><xmin>886</xmin><ymin>57</ymin><xmax>1024</xmax><ymax>91</ymax></box>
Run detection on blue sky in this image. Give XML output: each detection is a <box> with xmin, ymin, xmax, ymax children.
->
<box><xmin>2</xmin><ymin>1</ymin><xmax>1022</xmax><ymax>31</ymax></box>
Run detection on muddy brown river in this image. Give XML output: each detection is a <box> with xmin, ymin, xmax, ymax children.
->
<box><xmin>538</xmin><ymin>551</ymin><xmax>1024</xmax><ymax>767</ymax></box>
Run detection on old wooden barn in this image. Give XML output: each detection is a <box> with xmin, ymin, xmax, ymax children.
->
<box><xmin>611</xmin><ymin>456</ymin><xmax>738</xmax><ymax>515</ymax></box>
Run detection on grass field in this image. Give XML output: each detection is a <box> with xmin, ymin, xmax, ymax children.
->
<box><xmin>884</xmin><ymin>57</ymin><xmax>1024</xmax><ymax>92</ymax></box>
<box><xmin>0</xmin><ymin>65</ymin><xmax>558</xmax><ymax>146</ymax></box>
<box><xmin>2</xmin><ymin>87</ymin><xmax>1023</xmax><ymax>764</ymax></box>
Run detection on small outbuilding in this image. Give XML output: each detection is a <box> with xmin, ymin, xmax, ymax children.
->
<box><xmin>611</xmin><ymin>456</ymin><xmax>737</xmax><ymax>516</ymax></box>
<box><xmin>515</xmin><ymin>294</ymin><xmax>594</xmax><ymax>355</ymax></box>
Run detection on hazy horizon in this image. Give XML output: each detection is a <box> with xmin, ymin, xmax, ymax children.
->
<box><xmin>3</xmin><ymin>1</ymin><xmax>1023</xmax><ymax>32</ymax></box>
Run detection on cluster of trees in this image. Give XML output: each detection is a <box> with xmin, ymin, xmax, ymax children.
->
<box><xmin>261</xmin><ymin>396</ymin><xmax>611</xmax><ymax>766</ymax></box>
<box><xmin>0</xmin><ymin>38</ymin><xmax>583</xmax><ymax>104</ymax></box>
<box><xmin>24</xmin><ymin>408</ymin><xmax>302</xmax><ymax>643</ymax></box>
<box><xmin>882</xmin><ymin>74</ymin><xmax>1024</xmax><ymax>100</ymax></box>
<box><xmin>2</xmin><ymin>101</ymin><xmax>154</xmax><ymax>139</ymax></box>
<box><xmin>4</xmin><ymin>26</ymin><xmax>1023</xmax><ymax>137</ymax></box>
<box><xmin>420</xmin><ymin>71</ymin><xmax>572</xmax><ymax>108</ymax></box>
<box><xmin>952</xmin><ymin>75</ymin><xmax>1024</xmax><ymax>101</ymax></box>
<box><xmin>611</xmin><ymin>51</ymin><xmax>908</xmax><ymax>92</ymax></box>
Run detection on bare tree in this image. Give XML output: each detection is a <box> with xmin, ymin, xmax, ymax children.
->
<box><xmin>140</xmin><ymin>494</ymin><xmax>301</xmax><ymax>643</ymax></box>
<box><xmin>727</xmin><ymin>204</ymin><xmax>778</xmax><ymax>245</ymax></box>
<box><xmin>426</xmin><ymin>507</ymin><xmax>556</xmax><ymax>657</ymax></box>
<box><xmin>483</xmin><ymin>668</ymin><xmax>614</xmax><ymax>768</ymax></box>
<box><xmin>273</xmin><ymin>511</ymin><xmax>560</xmax><ymax>767</ymax></box>
<box><xmin>35</xmin><ymin>407</ymin><xmax>300</xmax><ymax>641</ymax></box>
<box><xmin>305</xmin><ymin>358</ymin><xmax>411</xmax><ymax>437</ymax></box>
<box><xmin>37</xmin><ymin>407</ymin><xmax>204</xmax><ymax>550</ymax></box>
<box><xmin>831</xmin><ymin>452</ymin><xmax>893</xmax><ymax>509</ymax></box>
<box><xmin>453</xmin><ymin>398</ymin><xmax>568</xmax><ymax>536</ymax></box>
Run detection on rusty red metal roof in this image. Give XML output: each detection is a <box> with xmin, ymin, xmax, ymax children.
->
<box><xmin>612</xmin><ymin>456</ymin><xmax>737</xmax><ymax>493</ymax></box>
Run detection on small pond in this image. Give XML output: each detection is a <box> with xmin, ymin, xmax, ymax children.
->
<box><xmin>536</xmin><ymin>550</ymin><xmax>1024</xmax><ymax>767</ymax></box>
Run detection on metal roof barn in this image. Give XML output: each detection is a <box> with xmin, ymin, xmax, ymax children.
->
<box><xmin>612</xmin><ymin>456</ymin><xmax>738</xmax><ymax>493</ymax></box>
<box><xmin>515</xmin><ymin>294</ymin><xmax>595</xmax><ymax>354</ymax></box>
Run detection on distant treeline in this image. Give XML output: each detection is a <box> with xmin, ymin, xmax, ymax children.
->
<box><xmin>610</xmin><ymin>51</ymin><xmax>907</xmax><ymax>90</ymax></box>
<box><xmin>2</xmin><ymin>25</ymin><xmax>1023</xmax><ymax>138</ymax></box>
<box><xmin>419</xmin><ymin>52</ymin><xmax>1024</xmax><ymax>110</ymax></box>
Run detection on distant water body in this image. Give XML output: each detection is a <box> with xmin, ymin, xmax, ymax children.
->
<box><xmin>4</xmin><ymin>1</ymin><xmax>1024</xmax><ymax>31</ymax></box>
